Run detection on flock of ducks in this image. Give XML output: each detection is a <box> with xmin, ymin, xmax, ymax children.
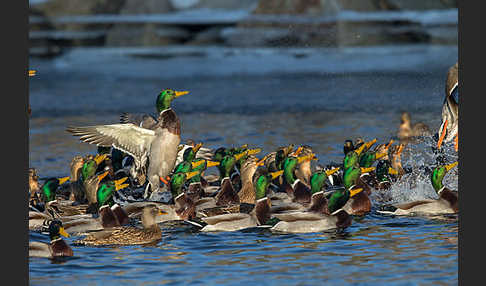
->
<box><xmin>28</xmin><ymin>62</ymin><xmax>459</xmax><ymax>259</ymax></box>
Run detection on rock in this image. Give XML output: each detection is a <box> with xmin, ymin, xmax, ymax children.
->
<box><xmin>183</xmin><ymin>0</ymin><xmax>259</xmax><ymax>11</ymax></box>
<box><xmin>105</xmin><ymin>24</ymin><xmax>189</xmax><ymax>46</ymax></box>
<box><xmin>377</xmin><ymin>0</ymin><xmax>457</xmax><ymax>11</ymax></box>
<box><xmin>118</xmin><ymin>0</ymin><xmax>173</xmax><ymax>14</ymax></box>
<box><xmin>253</xmin><ymin>0</ymin><xmax>339</xmax><ymax>16</ymax></box>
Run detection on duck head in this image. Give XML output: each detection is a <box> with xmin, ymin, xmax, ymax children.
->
<box><xmin>41</xmin><ymin>176</ymin><xmax>70</xmax><ymax>203</ymax></box>
<box><xmin>46</xmin><ymin>219</ymin><xmax>70</xmax><ymax>241</ymax></box>
<box><xmin>437</xmin><ymin>62</ymin><xmax>459</xmax><ymax>151</ymax></box>
<box><xmin>254</xmin><ymin>170</ymin><xmax>283</xmax><ymax>199</ymax></box>
<box><xmin>431</xmin><ymin>161</ymin><xmax>458</xmax><ymax>193</ymax></box>
<box><xmin>156</xmin><ymin>89</ymin><xmax>189</xmax><ymax>113</ymax></box>
<box><xmin>310</xmin><ymin>167</ymin><xmax>339</xmax><ymax>194</ymax></box>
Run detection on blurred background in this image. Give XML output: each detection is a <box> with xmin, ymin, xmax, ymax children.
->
<box><xmin>29</xmin><ymin>0</ymin><xmax>458</xmax><ymax>176</ymax></box>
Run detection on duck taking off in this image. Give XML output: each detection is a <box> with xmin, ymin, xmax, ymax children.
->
<box><xmin>67</xmin><ymin>90</ymin><xmax>186</xmax><ymax>197</ymax></box>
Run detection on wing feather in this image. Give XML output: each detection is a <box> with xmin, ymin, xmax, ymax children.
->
<box><xmin>67</xmin><ymin>124</ymin><xmax>155</xmax><ymax>164</ymax></box>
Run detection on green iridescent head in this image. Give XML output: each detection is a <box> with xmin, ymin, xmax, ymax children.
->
<box><xmin>343</xmin><ymin>166</ymin><xmax>360</xmax><ymax>190</ymax></box>
<box><xmin>255</xmin><ymin>174</ymin><xmax>270</xmax><ymax>200</ymax></box>
<box><xmin>310</xmin><ymin>171</ymin><xmax>327</xmax><ymax>194</ymax></box>
<box><xmin>218</xmin><ymin>155</ymin><xmax>237</xmax><ymax>179</ymax></box>
<box><xmin>283</xmin><ymin>157</ymin><xmax>298</xmax><ymax>185</ymax></box>
<box><xmin>173</xmin><ymin>161</ymin><xmax>192</xmax><ymax>174</ymax></box>
<box><xmin>155</xmin><ymin>89</ymin><xmax>189</xmax><ymax>113</ymax></box>
<box><xmin>41</xmin><ymin>177</ymin><xmax>69</xmax><ymax>203</ymax></box>
<box><xmin>343</xmin><ymin>151</ymin><xmax>359</xmax><ymax>170</ymax></box>
<box><xmin>431</xmin><ymin>162</ymin><xmax>458</xmax><ymax>192</ymax></box>
<box><xmin>97</xmin><ymin>181</ymin><xmax>116</xmax><ymax>207</ymax></box>
<box><xmin>343</xmin><ymin>140</ymin><xmax>354</xmax><ymax>155</ymax></box>
<box><xmin>213</xmin><ymin>147</ymin><xmax>228</xmax><ymax>162</ymax></box>
<box><xmin>170</xmin><ymin>173</ymin><xmax>187</xmax><ymax>197</ymax></box>
<box><xmin>81</xmin><ymin>160</ymin><xmax>97</xmax><ymax>181</ymax></box>
<box><xmin>327</xmin><ymin>188</ymin><xmax>349</xmax><ymax>214</ymax></box>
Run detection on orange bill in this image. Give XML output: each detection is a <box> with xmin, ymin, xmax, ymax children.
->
<box><xmin>160</xmin><ymin>176</ymin><xmax>169</xmax><ymax>185</ymax></box>
<box><xmin>437</xmin><ymin>118</ymin><xmax>448</xmax><ymax>149</ymax></box>
<box><xmin>175</xmin><ymin>90</ymin><xmax>190</xmax><ymax>97</ymax></box>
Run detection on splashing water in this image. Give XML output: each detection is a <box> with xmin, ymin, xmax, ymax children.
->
<box><xmin>373</xmin><ymin>136</ymin><xmax>458</xmax><ymax>205</ymax></box>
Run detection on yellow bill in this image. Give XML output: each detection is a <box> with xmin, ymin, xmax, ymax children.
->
<box><xmin>365</xmin><ymin>138</ymin><xmax>377</xmax><ymax>150</ymax></box>
<box><xmin>191</xmin><ymin>160</ymin><xmax>205</xmax><ymax>169</ymax></box>
<box><xmin>297</xmin><ymin>154</ymin><xmax>316</xmax><ymax>164</ymax></box>
<box><xmin>385</xmin><ymin>139</ymin><xmax>394</xmax><ymax>150</ymax></box>
<box><xmin>206</xmin><ymin>160</ymin><xmax>220</xmax><ymax>167</ymax></box>
<box><xmin>115</xmin><ymin>183</ymin><xmax>130</xmax><ymax>191</ymax></box>
<box><xmin>240</xmin><ymin>144</ymin><xmax>249</xmax><ymax>149</ymax></box>
<box><xmin>29</xmin><ymin>70</ymin><xmax>36</xmax><ymax>77</ymax></box>
<box><xmin>375</xmin><ymin>151</ymin><xmax>388</xmax><ymax>160</ymax></box>
<box><xmin>325</xmin><ymin>167</ymin><xmax>340</xmax><ymax>177</ymax></box>
<box><xmin>257</xmin><ymin>154</ymin><xmax>271</xmax><ymax>166</ymax></box>
<box><xmin>349</xmin><ymin>188</ymin><xmax>363</xmax><ymax>197</ymax></box>
<box><xmin>114</xmin><ymin>177</ymin><xmax>128</xmax><ymax>185</ymax></box>
<box><xmin>175</xmin><ymin>90</ymin><xmax>189</xmax><ymax>97</ymax></box>
<box><xmin>57</xmin><ymin>176</ymin><xmax>70</xmax><ymax>185</ymax></box>
<box><xmin>293</xmin><ymin>146</ymin><xmax>304</xmax><ymax>156</ymax></box>
<box><xmin>193</xmin><ymin>142</ymin><xmax>203</xmax><ymax>153</ymax></box>
<box><xmin>445</xmin><ymin>161</ymin><xmax>458</xmax><ymax>172</ymax></box>
<box><xmin>388</xmin><ymin>167</ymin><xmax>398</xmax><ymax>175</ymax></box>
<box><xmin>355</xmin><ymin>144</ymin><xmax>366</xmax><ymax>156</ymax></box>
<box><xmin>360</xmin><ymin>167</ymin><xmax>375</xmax><ymax>174</ymax></box>
<box><xmin>185</xmin><ymin>170</ymin><xmax>200</xmax><ymax>180</ymax></box>
<box><xmin>94</xmin><ymin>154</ymin><xmax>108</xmax><ymax>165</ymax></box>
<box><xmin>97</xmin><ymin>171</ymin><xmax>109</xmax><ymax>182</ymax></box>
<box><xmin>59</xmin><ymin>227</ymin><xmax>70</xmax><ymax>238</ymax></box>
<box><xmin>234</xmin><ymin>152</ymin><xmax>246</xmax><ymax>161</ymax></box>
<box><xmin>246</xmin><ymin>148</ymin><xmax>262</xmax><ymax>156</ymax></box>
<box><xmin>270</xmin><ymin>170</ymin><xmax>284</xmax><ymax>180</ymax></box>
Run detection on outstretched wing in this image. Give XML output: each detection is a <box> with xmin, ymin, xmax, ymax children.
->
<box><xmin>120</xmin><ymin>112</ymin><xmax>158</xmax><ymax>130</ymax></box>
<box><xmin>66</xmin><ymin>124</ymin><xmax>155</xmax><ymax>164</ymax></box>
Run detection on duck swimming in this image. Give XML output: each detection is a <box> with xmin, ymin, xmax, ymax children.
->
<box><xmin>379</xmin><ymin>162</ymin><xmax>458</xmax><ymax>216</ymax></box>
<box><xmin>74</xmin><ymin>205</ymin><xmax>167</xmax><ymax>246</ymax></box>
<box><xmin>29</xmin><ymin>220</ymin><xmax>73</xmax><ymax>258</ymax></box>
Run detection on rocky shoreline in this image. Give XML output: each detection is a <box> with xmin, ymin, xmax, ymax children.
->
<box><xmin>29</xmin><ymin>0</ymin><xmax>457</xmax><ymax>57</ymax></box>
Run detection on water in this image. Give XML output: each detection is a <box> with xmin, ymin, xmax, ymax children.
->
<box><xmin>29</xmin><ymin>46</ymin><xmax>458</xmax><ymax>285</ymax></box>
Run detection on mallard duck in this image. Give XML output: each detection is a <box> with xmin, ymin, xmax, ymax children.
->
<box><xmin>398</xmin><ymin>112</ymin><xmax>431</xmax><ymax>142</ymax></box>
<box><xmin>379</xmin><ymin>162</ymin><xmax>458</xmax><ymax>216</ymax></box>
<box><xmin>341</xmin><ymin>165</ymin><xmax>373</xmax><ymax>215</ymax></box>
<box><xmin>74</xmin><ymin>205</ymin><xmax>167</xmax><ymax>246</ymax></box>
<box><xmin>269</xmin><ymin>186</ymin><xmax>361</xmax><ymax>233</ymax></box>
<box><xmin>199</xmin><ymin>169</ymin><xmax>280</xmax><ymax>232</ymax></box>
<box><xmin>62</xmin><ymin>154</ymin><xmax>107</xmax><ymax>204</ymax></box>
<box><xmin>175</xmin><ymin>139</ymin><xmax>214</xmax><ymax>166</ymax></box>
<box><xmin>67</xmin><ymin>91</ymin><xmax>183</xmax><ymax>197</ymax></box>
<box><xmin>29</xmin><ymin>220</ymin><xmax>73</xmax><ymax>258</ymax></box>
<box><xmin>279</xmin><ymin>154</ymin><xmax>317</xmax><ymax>204</ymax></box>
<box><xmin>437</xmin><ymin>62</ymin><xmax>459</xmax><ymax>152</ymax></box>
<box><xmin>56</xmin><ymin>204</ymin><xmax>130</xmax><ymax>235</ymax></box>
<box><xmin>39</xmin><ymin>176</ymin><xmax>70</xmax><ymax>204</ymax></box>
<box><xmin>294</xmin><ymin>145</ymin><xmax>314</xmax><ymax>186</ymax></box>
<box><xmin>373</xmin><ymin>159</ymin><xmax>399</xmax><ymax>190</ymax></box>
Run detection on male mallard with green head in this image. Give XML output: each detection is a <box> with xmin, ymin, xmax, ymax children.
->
<box><xmin>269</xmin><ymin>185</ymin><xmax>360</xmax><ymax>233</ymax></box>
<box><xmin>199</xmin><ymin>169</ymin><xmax>278</xmax><ymax>232</ymax></box>
<box><xmin>379</xmin><ymin>162</ymin><xmax>458</xmax><ymax>216</ymax></box>
<box><xmin>67</xmin><ymin>90</ymin><xmax>184</xmax><ymax>198</ymax></box>
<box><xmin>29</xmin><ymin>220</ymin><xmax>73</xmax><ymax>258</ymax></box>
